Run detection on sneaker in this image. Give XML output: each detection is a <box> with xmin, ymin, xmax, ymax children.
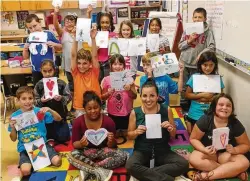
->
<box><xmin>95</xmin><ymin>167</ymin><xmax>113</xmax><ymax>181</ymax></box>
<box><xmin>80</xmin><ymin>170</ymin><xmax>89</xmax><ymax>181</ymax></box>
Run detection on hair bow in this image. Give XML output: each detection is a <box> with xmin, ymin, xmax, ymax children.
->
<box><xmin>67</xmin><ymin>12</ymin><xmax>77</xmax><ymax>18</ymax></box>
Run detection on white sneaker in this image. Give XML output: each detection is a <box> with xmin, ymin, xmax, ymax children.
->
<box><xmin>95</xmin><ymin>167</ymin><xmax>113</xmax><ymax>181</ymax></box>
<box><xmin>80</xmin><ymin>170</ymin><xmax>89</xmax><ymax>181</ymax></box>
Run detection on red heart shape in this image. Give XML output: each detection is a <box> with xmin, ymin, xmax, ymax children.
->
<box><xmin>220</xmin><ymin>133</ymin><xmax>227</xmax><ymax>147</ymax></box>
<box><xmin>46</xmin><ymin>79</ymin><xmax>54</xmax><ymax>91</ymax></box>
<box><xmin>37</xmin><ymin>111</ymin><xmax>45</xmax><ymax>121</ymax></box>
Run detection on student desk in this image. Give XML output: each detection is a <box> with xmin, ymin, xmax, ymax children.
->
<box><xmin>0</xmin><ymin>35</ymin><xmax>28</xmax><ymax>43</ymax></box>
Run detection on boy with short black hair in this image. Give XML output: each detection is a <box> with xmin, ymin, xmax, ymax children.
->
<box><xmin>9</xmin><ymin>86</ymin><xmax>62</xmax><ymax>177</ymax></box>
<box><xmin>179</xmin><ymin>7</ymin><xmax>216</xmax><ymax>84</ymax></box>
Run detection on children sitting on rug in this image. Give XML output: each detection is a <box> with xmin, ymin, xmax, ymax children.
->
<box><xmin>67</xmin><ymin>91</ymin><xmax>128</xmax><ymax>181</ymax></box>
<box><xmin>8</xmin><ymin>86</ymin><xmax>62</xmax><ymax>177</ymax></box>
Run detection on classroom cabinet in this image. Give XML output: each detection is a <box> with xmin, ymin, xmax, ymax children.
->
<box><xmin>1</xmin><ymin>0</ymin><xmax>21</xmax><ymax>11</ymax></box>
<box><xmin>20</xmin><ymin>1</ymin><xmax>53</xmax><ymax>11</ymax></box>
<box><xmin>61</xmin><ymin>0</ymin><xmax>78</xmax><ymax>9</ymax></box>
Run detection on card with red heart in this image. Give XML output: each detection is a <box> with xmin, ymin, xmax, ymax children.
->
<box><xmin>212</xmin><ymin>127</ymin><xmax>229</xmax><ymax>150</ymax></box>
<box><xmin>42</xmin><ymin>77</ymin><xmax>59</xmax><ymax>99</ymax></box>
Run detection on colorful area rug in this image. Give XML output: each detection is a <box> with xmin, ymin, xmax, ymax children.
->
<box><xmin>18</xmin><ymin>107</ymin><xmax>193</xmax><ymax>181</ymax></box>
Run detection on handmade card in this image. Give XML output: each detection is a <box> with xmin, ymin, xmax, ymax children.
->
<box><xmin>117</xmin><ymin>38</ymin><xmax>130</xmax><ymax>56</ymax></box>
<box><xmin>96</xmin><ymin>31</ymin><xmax>109</xmax><ymax>48</ymax></box>
<box><xmin>212</xmin><ymin>127</ymin><xmax>229</xmax><ymax>150</ymax></box>
<box><xmin>52</xmin><ymin>0</ymin><xmax>63</xmax><ymax>7</ymax></box>
<box><xmin>145</xmin><ymin>114</ymin><xmax>162</xmax><ymax>139</ymax></box>
<box><xmin>85</xmin><ymin>128</ymin><xmax>108</xmax><ymax>146</ymax></box>
<box><xmin>109</xmin><ymin>38</ymin><xmax>120</xmax><ymax>55</ymax></box>
<box><xmin>28</xmin><ymin>32</ymin><xmax>48</xmax><ymax>43</ymax></box>
<box><xmin>12</xmin><ymin>111</ymin><xmax>39</xmax><ymax>131</ymax></box>
<box><xmin>185</xmin><ymin>22</ymin><xmax>204</xmax><ymax>35</ymax></box>
<box><xmin>193</xmin><ymin>75</ymin><xmax>221</xmax><ymax>93</ymax></box>
<box><xmin>42</xmin><ymin>77</ymin><xmax>59</xmax><ymax>99</ymax></box>
<box><xmin>151</xmin><ymin>53</ymin><xmax>179</xmax><ymax>77</ymax></box>
<box><xmin>76</xmin><ymin>18</ymin><xmax>91</xmax><ymax>42</ymax></box>
<box><xmin>79</xmin><ymin>0</ymin><xmax>97</xmax><ymax>9</ymax></box>
<box><xmin>147</xmin><ymin>34</ymin><xmax>160</xmax><ymax>52</ymax></box>
<box><xmin>128</xmin><ymin>37</ymin><xmax>146</xmax><ymax>56</ymax></box>
<box><xmin>110</xmin><ymin>70</ymin><xmax>133</xmax><ymax>91</ymax></box>
<box><xmin>24</xmin><ymin>138</ymin><xmax>51</xmax><ymax>171</ymax></box>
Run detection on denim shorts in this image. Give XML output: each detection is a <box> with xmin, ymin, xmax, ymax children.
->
<box><xmin>19</xmin><ymin>143</ymin><xmax>58</xmax><ymax>167</ymax></box>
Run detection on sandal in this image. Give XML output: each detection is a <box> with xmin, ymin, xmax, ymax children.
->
<box><xmin>185</xmin><ymin>168</ymin><xmax>198</xmax><ymax>180</ymax></box>
<box><xmin>193</xmin><ymin>171</ymin><xmax>214</xmax><ymax>181</ymax></box>
<box><xmin>238</xmin><ymin>171</ymin><xmax>248</xmax><ymax>181</ymax></box>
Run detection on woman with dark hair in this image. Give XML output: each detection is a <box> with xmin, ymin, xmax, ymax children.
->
<box><xmin>126</xmin><ymin>79</ymin><xmax>189</xmax><ymax>181</ymax></box>
<box><xmin>189</xmin><ymin>93</ymin><xmax>250</xmax><ymax>181</ymax></box>
<box><xmin>67</xmin><ymin>91</ymin><xmax>128</xmax><ymax>181</ymax></box>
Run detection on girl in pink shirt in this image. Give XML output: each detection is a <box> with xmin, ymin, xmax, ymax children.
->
<box><xmin>96</xmin><ymin>12</ymin><xmax>117</xmax><ymax>82</ymax></box>
<box><xmin>101</xmin><ymin>54</ymin><xmax>137</xmax><ymax>139</ymax></box>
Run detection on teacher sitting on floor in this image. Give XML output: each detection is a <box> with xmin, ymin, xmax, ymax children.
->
<box><xmin>126</xmin><ymin>78</ymin><xmax>189</xmax><ymax>181</ymax></box>
<box><xmin>67</xmin><ymin>91</ymin><xmax>128</xmax><ymax>181</ymax></box>
<box><xmin>189</xmin><ymin>93</ymin><xmax>250</xmax><ymax>181</ymax></box>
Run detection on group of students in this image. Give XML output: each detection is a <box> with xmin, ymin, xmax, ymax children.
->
<box><xmin>8</xmin><ymin>5</ymin><xmax>250</xmax><ymax>181</ymax></box>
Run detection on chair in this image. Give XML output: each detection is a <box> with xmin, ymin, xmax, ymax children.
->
<box><xmin>1</xmin><ymin>80</ymin><xmax>17</xmax><ymax>123</ymax></box>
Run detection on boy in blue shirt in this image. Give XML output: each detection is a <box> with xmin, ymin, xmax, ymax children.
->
<box><xmin>23</xmin><ymin>14</ymin><xmax>62</xmax><ymax>85</ymax></box>
<box><xmin>9</xmin><ymin>86</ymin><xmax>62</xmax><ymax>177</ymax></box>
<box><xmin>140</xmin><ymin>53</ymin><xmax>184</xmax><ymax>107</ymax></box>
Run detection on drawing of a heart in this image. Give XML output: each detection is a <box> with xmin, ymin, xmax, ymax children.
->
<box><xmin>49</xmin><ymin>92</ymin><xmax>53</xmax><ymax>97</ymax></box>
<box><xmin>85</xmin><ymin>128</ymin><xmax>108</xmax><ymax>146</ymax></box>
<box><xmin>220</xmin><ymin>133</ymin><xmax>227</xmax><ymax>147</ymax></box>
<box><xmin>46</xmin><ymin>79</ymin><xmax>54</xmax><ymax>91</ymax></box>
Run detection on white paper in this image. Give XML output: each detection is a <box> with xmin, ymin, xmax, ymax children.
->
<box><xmin>79</xmin><ymin>0</ymin><xmax>97</xmax><ymax>9</ymax></box>
<box><xmin>193</xmin><ymin>75</ymin><xmax>221</xmax><ymax>93</ymax></box>
<box><xmin>24</xmin><ymin>138</ymin><xmax>51</xmax><ymax>171</ymax></box>
<box><xmin>12</xmin><ymin>111</ymin><xmax>39</xmax><ymax>131</ymax></box>
<box><xmin>42</xmin><ymin>77</ymin><xmax>59</xmax><ymax>99</ymax></box>
<box><xmin>28</xmin><ymin>32</ymin><xmax>48</xmax><ymax>43</ymax></box>
<box><xmin>185</xmin><ymin>22</ymin><xmax>204</xmax><ymax>35</ymax></box>
<box><xmin>117</xmin><ymin>38</ymin><xmax>130</xmax><ymax>56</ymax></box>
<box><xmin>145</xmin><ymin>114</ymin><xmax>162</xmax><ymax>139</ymax></box>
<box><xmin>147</xmin><ymin>34</ymin><xmax>160</xmax><ymax>52</ymax></box>
<box><xmin>85</xmin><ymin>128</ymin><xmax>108</xmax><ymax>146</ymax></box>
<box><xmin>151</xmin><ymin>53</ymin><xmax>179</xmax><ymax>77</ymax></box>
<box><xmin>212</xmin><ymin>127</ymin><xmax>229</xmax><ymax>150</ymax></box>
<box><xmin>110</xmin><ymin>70</ymin><xmax>133</xmax><ymax>91</ymax></box>
<box><xmin>52</xmin><ymin>0</ymin><xmax>63</xmax><ymax>7</ymax></box>
<box><xmin>76</xmin><ymin>18</ymin><xmax>91</xmax><ymax>42</ymax></box>
<box><xmin>128</xmin><ymin>38</ymin><xmax>146</xmax><ymax>56</ymax></box>
<box><xmin>96</xmin><ymin>31</ymin><xmax>109</xmax><ymax>48</ymax></box>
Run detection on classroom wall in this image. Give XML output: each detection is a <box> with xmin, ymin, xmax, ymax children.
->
<box><xmin>188</xmin><ymin>1</ymin><xmax>250</xmax><ymax>136</ymax></box>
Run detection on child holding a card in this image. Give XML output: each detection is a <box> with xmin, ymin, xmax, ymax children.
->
<box><xmin>101</xmin><ymin>53</ymin><xmax>137</xmax><ymax>140</ymax></box>
<box><xmin>95</xmin><ymin>11</ymin><xmax>117</xmax><ymax>82</ymax></box>
<box><xmin>118</xmin><ymin>20</ymin><xmax>138</xmax><ymax>79</ymax></box>
<box><xmin>140</xmin><ymin>53</ymin><xmax>184</xmax><ymax>106</ymax></box>
<box><xmin>185</xmin><ymin>51</ymin><xmax>225</xmax><ymax>134</ymax></box>
<box><xmin>126</xmin><ymin>79</ymin><xmax>188</xmax><ymax>181</ymax></box>
<box><xmin>67</xmin><ymin>91</ymin><xmax>128</xmax><ymax>180</ymax></box>
<box><xmin>179</xmin><ymin>7</ymin><xmax>215</xmax><ymax>85</ymax></box>
<box><xmin>23</xmin><ymin>14</ymin><xmax>62</xmax><ymax>85</ymax></box>
<box><xmin>34</xmin><ymin>59</ymin><xmax>71</xmax><ymax>144</ymax></box>
<box><xmin>189</xmin><ymin>93</ymin><xmax>250</xmax><ymax>181</ymax></box>
<box><xmin>9</xmin><ymin>86</ymin><xmax>62</xmax><ymax>176</ymax></box>
<box><xmin>71</xmin><ymin>27</ymin><xmax>101</xmax><ymax>117</ymax></box>
<box><xmin>53</xmin><ymin>7</ymin><xmax>78</xmax><ymax>102</ymax></box>
<box><xmin>147</xmin><ymin>18</ymin><xmax>171</xmax><ymax>54</ymax></box>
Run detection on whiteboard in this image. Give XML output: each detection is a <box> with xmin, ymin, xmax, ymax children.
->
<box><xmin>187</xmin><ymin>1</ymin><xmax>250</xmax><ymax>64</ymax></box>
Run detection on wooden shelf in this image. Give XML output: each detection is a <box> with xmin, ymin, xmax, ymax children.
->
<box><xmin>131</xmin><ymin>18</ymin><xmax>147</xmax><ymax>21</ymax></box>
<box><xmin>130</xmin><ymin>5</ymin><xmax>161</xmax><ymax>9</ymax></box>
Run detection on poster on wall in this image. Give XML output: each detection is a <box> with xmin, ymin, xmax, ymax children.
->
<box><xmin>205</xmin><ymin>0</ymin><xmax>224</xmax><ymax>40</ymax></box>
<box><xmin>16</xmin><ymin>11</ymin><xmax>29</xmax><ymax>29</ymax></box>
<box><xmin>109</xmin><ymin>8</ymin><xmax>117</xmax><ymax>24</ymax></box>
